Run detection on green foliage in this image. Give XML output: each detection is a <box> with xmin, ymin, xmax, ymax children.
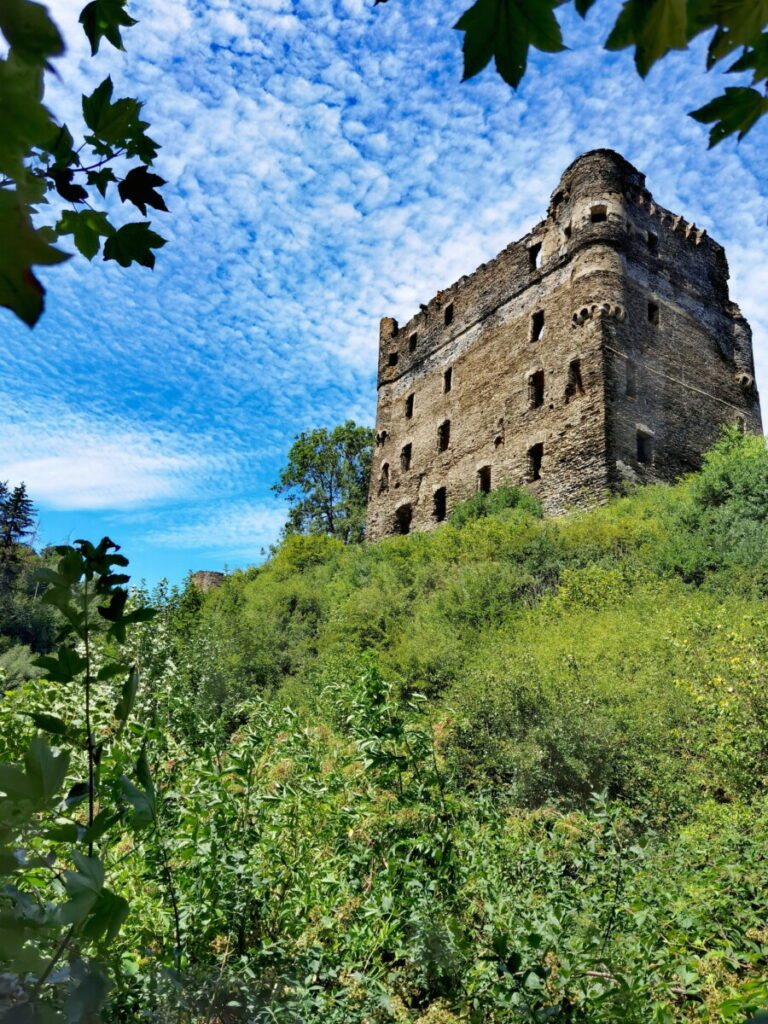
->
<box><xmin>0</xmin><ymin>538</ymin><xmax>156</xmax><ymax>1020</ymax></box>
<box><xmin>442</xmin><ymin>0</ymin><xmax>768</xmax><ymax>145</ymax></box>
<box><xmin>447</xmin><ymin>484</ymin><xmax>541</xmax><ymax>528</ymax></box>
<box><xmin>273</xmin><ymin>420</ymin><xmax>375</xmax><ymax>544</ymax></box>
<box><xmin>0</xmin><ymin>1</ymin><xmax>166</xmax><ymax>326</ymax></box>
<box><xmin>8</xmin><ymin>435</ymin><xmax>768</xmax><ymax>1022</ymax></box>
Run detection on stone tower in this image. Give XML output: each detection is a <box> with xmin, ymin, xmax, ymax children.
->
<box><xmin>366</xmin><ymin>149</ymin><xmax>762</xmax><ymax>539</ymax></box>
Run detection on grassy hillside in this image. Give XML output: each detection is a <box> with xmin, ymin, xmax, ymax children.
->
<box><xmin>2</xmin><ymin>429</ymin><xmax>768</xmax><ymax>1022</ymax></box>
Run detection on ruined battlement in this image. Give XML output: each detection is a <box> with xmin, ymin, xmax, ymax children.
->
<box><xmin>367</xmin><ymin>150</ymin><xmax>762</xmax><ymax>539</ymax></box>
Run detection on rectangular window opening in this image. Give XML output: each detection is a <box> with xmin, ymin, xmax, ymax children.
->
<box><xmin>477</xmin><ymin>466</ymin><xmax>491</xmax><ymax>494</ymax></box>
<box><xmin>379</xmin><ymin>463</ymin><xmax>389</xmax><ymax>492</ymax></box>
<box><xmin>443</xmin><ymin>367</ymin><xmax>453</xmax><ymax>393</ymax></box>
<box><xmin>591</xmin><ymin>204</ymin><xmax>607</xmax><ymax>223</ymax></box>
<box><xmin>433</xmin><ymin>487</ymin><xmax>447</xmax><ymax>522</ymax></box>
<box><xmin>647</xmin><ymin>231</ymin><xmax>658</xmax><ymax>254</ymax></box>
<box><xmin>409</xmin><ymin>333</ymin><xmax>418</xmax><ymax>353</ymax></box>
<box><xmin>563</xmin><ymin>223</ymin><xmax>572</xmax><ymax>239</ymax></box>
<box><xmin>387</xmin><ymin>351</ymin><xmax>398</xmax><ymax>367</ymax></box>
<box><xmin>529</xmin><ymin>369</ymin><xmax>545</xmax><ymax>408</ymax></box>
<box><xmin>405</xmin><ymin>393</ymin><xmax>414</xmax><ymax>418</ymax></box>
<box><xmin>528</xmin><ymin>243</ymin><xmax>542</xmax><ymax>271</ymax></box>
<box><xmin>528</xmin><ymin>443</ymin><xmax>544</xmax><ymax>482</ymax></box>
<box><xmin>626</xmin><ymin>359</ymin><xmax>637</xmax><ymax>398</ymax></box>
<box><xmin>531</xmin><ymin>310</ymin><xmax>545</xmax><ymax>342</ymax></box>
<box><xmin>636</xmin><ymin>431</ymin><xmax>653</xmax><ymax>465</ymax></box>
<box><xmin>395</xmin><ymin>504</ymin><xmax>413</xmax><ymax>535</ymax></box>
<box><xmin>564</xmin><ymin>359</ymin><xmax>584</xmax><ymax>402</ymax></box>
<box><xmin>648</xmin><ymin>301</ymin><xmax>659</xmax><ymax>325</ymax></box>
<box><xmin>400</xmin><ymin>443</ymin><xmax>412</xmax><ymax>471</ymax></box>
<box><xmin>438</xmin><ymin>419</ymin><xmax>451</xmax><ymax>452</ymax></box>
<box><xmin>444</xmin><ymin>302</ymin><xmax>454</xmax><ymax>326</ymax></box>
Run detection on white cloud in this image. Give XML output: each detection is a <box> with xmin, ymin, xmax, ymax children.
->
<box><xmin>146</xmin><ymin>501</ymin><xmax>286</xmax><ymax>555</ymax></box>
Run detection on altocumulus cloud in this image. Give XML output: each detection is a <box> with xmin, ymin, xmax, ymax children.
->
<box><xmin>1</xmin><ymin>0</ymin><xmax>766</xmax><ymax>582</ymax></box>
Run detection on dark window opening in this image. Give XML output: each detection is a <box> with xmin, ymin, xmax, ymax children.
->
<box><xmin>433</xmin><ymin>487</ymin><xmax>447</xmax><ymax>522</ymax></box>
<box><xmin>444</xmin><ymin>303</ymin><xmax>454</xmax><ymax>326</ymax></box>
<box><xmin>388</xmin><ymin>351</ymin><xmax>398</xmax><ymax>367</ymax></box>
<box><xmin>564</xmin><ymin>359</ymin><xmax>584</xmax><ymax>402</ymax></box>
<box><xmin>400</xmin><ymin>443</ymin><xmax>412</xmax><ymax>471</ymax></box>
<box><xmin>531</xmin><ymin>310</ymin><xmax>545</xmax><ymax>342</ymax></box>
<box><xmin>379</xmin><ymin>463</ymin><xmax>389</xmax><ymax>492</ymax></box>
<box><xmin>405</xmin><ymin>393</ymin><xmax>414</xmax><ymax>418</ymax></box>
<box><xmin>529</xmin><ymin>243</ymin><xmax>542</xmax><ymax>271</ymax></box>
<box><xmin>591</xmin><ymin>205</ymin><xmax>607</xmax><ymax>223</ymax></box>
<box><xmin>648</xmin><ymin>301</ymin><xmax>659</xmax><ymax>325</ymax></box>
<box><xmin>477</xmin><ymin>466</ymin><xmax>491</xmax><ymax>494</ymax></box>
<box><xmin>443</xmin><ymin>367</ymin><xmax>453</xmax><ymax>393</ymax></box>
<box><xmin>626</xmin><ymin>359</ymin><xmax>637</xmax><ymax>398</ymax></box>
<box><xmin>564</xmin><ymin>223</ymin><xmax>572</xmax><ymax>239</ymax></box>
<box><xmin>529</xmin><ymin>369</ymin><xmax>545</xmax><ymax>408</ymax></box>
<box><xmin>528</xmin><ymin>443</ymin><xmax>544</xmax><ymax>481</ymax></box>
<box><xmin>409</xmin><ymin>333</ymin><xmax>418</xmax><ymax>352</ymax></box>
<box><xmin>647</xmin><ymin>231</ymin><xmax>658</xmax><ymax>254</ymax></box>
<box><xmin>438</xmin><ymin>419</ymin><xmax>451</xmax><ymax>452</ymax></box>
<box><xmin>636</xmin><ymin>431</ymin><xmax>653</xmax><ymax>465</ymax></box>
<box><xmin>395</xmin><ymin>504</ymin><xmax>413</xmax><ymax>535</ymax></box>
<box><xmin>495</xmin><ymin>418</ymin><xmax>504</xmax><ymax>447</ymax></box>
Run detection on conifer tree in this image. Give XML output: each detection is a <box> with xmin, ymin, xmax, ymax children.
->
<box><xmin>0</xmin><ymin>482</ymin><xmax>37</xmax><ymax>553</ymax></box>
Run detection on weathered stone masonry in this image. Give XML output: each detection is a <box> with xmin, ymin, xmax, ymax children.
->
<box><xmin>366</xmin><ymin>149</ymin><xmax>763</xmax><ymax>539</ymax></box>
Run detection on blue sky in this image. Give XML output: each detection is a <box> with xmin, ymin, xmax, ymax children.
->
<box><xmin>2</xmin><ymin>0</ymin><xmax>767</xmax><ymax>587</ymax></box>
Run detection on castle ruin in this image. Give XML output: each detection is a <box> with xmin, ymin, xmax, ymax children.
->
<box><xmin>366</xmin><ymin>150</ymin><xmax>762</xmax><ymax>539</ymax></box>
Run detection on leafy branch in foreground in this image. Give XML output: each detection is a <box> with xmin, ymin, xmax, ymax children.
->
<box><xmin>0</xmin><ymin>537</ymin><xmax>156</xmax><ymax>1021</ymax></box>
<box><xmin>0</xmin><ymin>1</ymin><xmax>167</xmax><ymax>327</ymax></box>
<box><xmin>382</xmin><ymin>0</ymin><xmax>768</xmax><ymax>148</ymax></box>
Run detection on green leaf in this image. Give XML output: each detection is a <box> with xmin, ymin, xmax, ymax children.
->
<box><xmin>121</xmin><ymin>752</ymin><xmax>154</xmax><ymax>826</ymax></box>
<box><xmin>714</xmin><ymin>0</ymin><xmax>768</xmax><ymax>47</ymax></box>
<box><xmin>60</xmin><ymin>854</ymin><xmax>105</xmax><ymax>926</ymax></box>
<box><xmin>82</xmin><ymin>76</ymin><xmax>142</xmax><ymax>146</ymax></box>
<box><xmin>56</xmin><ymin>210</ymin><xmax>115</xmax><ymax>261</ymax></box>
<box><xmin>114</xmin><ymin>666</ymin><xmax>139</xmax><ymax>723</ymax></box>
<box><xmin>728</xmin><ymin>32</ymin><xmax>768</xmax><ymax>82</ymax></box>
<box><xmin>690</xmin><ymin>85</ymin><xmax>768</xmax><ymax>144</ymax></box>
<box><xmin>0</xmin><ymin>188</ymin><xmax>69</xmax><ymax>326</ymax></box>
<box><xmin>79</xmin><ymin>0</ymin><xmax>137</xmax><ymax>55</ymax></box>
<box><xmin>26</xmin><ymin>712</ymin><xmax>68</xmax><ymax>736</ymax></box>
<box><xmin>83</xmin><ymin>809</ymin><xmax>120</xmax><ymax>843</ymax></box>
<box><xmin>97</xmin><ymin>586</ymin><xmax>127</xmax><ymax>622</ymax></box>
<box><xmin>0</xmin><ymin>54</ymin><xmax>54</xmax><ymax>178</ymax></box>
<box><xmin>605</xmin><ymin>0</ymin><xmax>688</xmax><ymax>76</ymax></box>
<box><xmin>0</xmin><ymin>0</ymin><xmax>64</xmax><ymax>62</ymax></box>
<box><xmin>117</xmin><ymin>165</ymin><xmax>168</xmax><ymax>216</ymax></box>
<box><xmin>87</xmin><ymin>166</ymin><xmax>117</xmax><ymax>196</ymax></box>
<box><xmin>33</xmin><ymin>646</ymin><xmax>87</xmax><ymax>682</ymax></box>
<box><xmin>454</xmin><ymin>0</ymin><xmax>566</xmax><ymax>88</ymax></box>
<box><xmin>81</xmin><ymin>888</ymin><xmax>129</xmax><ymax>943</ymax></box>
<box><xmin>24</xmin><ymin>736</ymin><xmax>69</xmax><ymax>800</ymax></box>
<box><xmin>103</xmin><ymin>221</ymin><xmax>166</xmax><ymax>268</ymax></box>
<box><xmin>0</xmin><ymin>763</ymin><xmax>37</xmax><ymax>801</ymax></box>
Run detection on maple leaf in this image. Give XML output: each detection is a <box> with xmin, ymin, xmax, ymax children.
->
<box><xmin>117</xmin><ymin>166</ymin><xmax>168</xmax><ymax>216</ymax></box>
<box><xmin>455</xmin><ymin>0</ymin><xmax>566</xmax><ymax>89</ymax></box>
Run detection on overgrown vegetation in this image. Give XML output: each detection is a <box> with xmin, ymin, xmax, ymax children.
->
<box><xmin>2</xmin><ymin>430</ymin><xmax>768</xmax><ymax>1021</ymax></box>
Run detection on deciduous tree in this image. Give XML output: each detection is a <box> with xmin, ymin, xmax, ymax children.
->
<box><xmin>272</xmin><ymin>421</ymin><xmax>375</xmax><ymax>543</ymax></box>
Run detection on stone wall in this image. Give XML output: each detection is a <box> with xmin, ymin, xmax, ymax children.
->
<box><xmin>366</xmin><ymin>150</ymin><xmax>763</xmax><ymax>540</ymax></box>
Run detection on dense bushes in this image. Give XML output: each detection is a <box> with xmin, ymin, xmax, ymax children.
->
<box><xmin>2</xmin><ymin>431</ymin><xmax>768</xmax><ymax>1021</ymax></box>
